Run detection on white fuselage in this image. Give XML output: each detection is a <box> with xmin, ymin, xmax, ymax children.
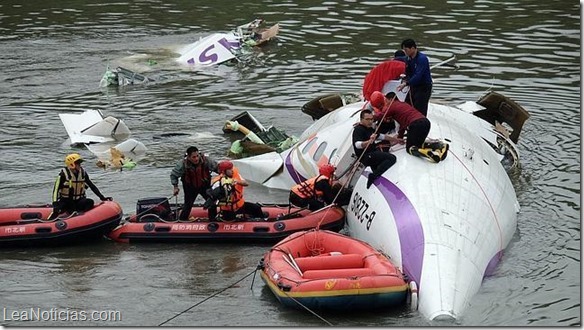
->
<box><xmin>233</xmin><ymin>99</ymin><xmax>521</xmax><ymax>320</ymax></box>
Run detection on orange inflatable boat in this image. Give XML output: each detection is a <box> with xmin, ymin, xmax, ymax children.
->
<box><xmin>108</xmin><ymin>198</ymin><xmax>345</xmax><ymax>243</ymax></box>
<box><xmin>259</xmin><ymin>229</ymin><xmax>412</xmax><ymax>311</ymax></box>
<box><xmin>0</xmin><ymin>201</ymin><xmax>123</xmax><ymax>247</ymax></box>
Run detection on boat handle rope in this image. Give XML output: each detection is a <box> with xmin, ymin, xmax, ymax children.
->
<box><xmin>35</xmin><ymin>211</ymin><xmax>80</xmax><ymax>223</ymax></box>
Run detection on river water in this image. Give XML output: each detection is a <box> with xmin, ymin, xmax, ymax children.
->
<box><xmin>0</xmin><ymin>0</ymin><xmax>580</xmax><ymax>327</ymax></box>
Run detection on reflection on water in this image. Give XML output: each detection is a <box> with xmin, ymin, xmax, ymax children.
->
<box><xmin>0</xmin><ymin>0</ymin><xmax>580</xmax><ymax>327</ymax></box>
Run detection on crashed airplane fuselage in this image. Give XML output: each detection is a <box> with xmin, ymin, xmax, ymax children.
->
<box><xmin>233</xmin><ymin>91</ymin><xmax>529</xmax><ymax>320</ymax></box>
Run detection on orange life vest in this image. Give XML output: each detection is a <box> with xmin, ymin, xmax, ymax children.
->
<box><xmin>291</xmin><ymin>175</ymin><xmax>331</xmax><ymax>200</ymax></box>
<box><xmin>211</xmin><ymin>168</ymin><xmax>245</xmax><ymax>212</ymax></box>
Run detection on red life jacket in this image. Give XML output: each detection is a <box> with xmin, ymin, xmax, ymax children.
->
<box><xmin>182</xmin><ymin>155</ymin><xmax>211</xmax><ymax>188</ymax></box>
<box><xmin>362</xmin><ymin>60</ymin><xmax>406</xmax><ymax>101</ymax></box>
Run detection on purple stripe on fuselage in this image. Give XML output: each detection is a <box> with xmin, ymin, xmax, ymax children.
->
<box><xmin>484</xmin><ymin>251</ymin><xmax>503</xmax><ymax>277</ymax></box>
<box><xmin>370</xmin><ymin>173</ymin><xmax>425</xmax><ymax>288</ymax></box>
<box><xmin>285</xmin><ymin>150</ymin><xmax>308</xmax><ymax>184</ymax></box>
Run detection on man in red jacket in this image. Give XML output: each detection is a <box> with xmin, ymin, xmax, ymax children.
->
<box><xmin>370</xmin><ymin>91</ymin><xmax>447</xmax><ymax>163</ymax></box>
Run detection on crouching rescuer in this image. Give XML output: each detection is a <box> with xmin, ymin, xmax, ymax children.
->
<box><xmin>205</xmin><ymin>160</ymin><xmax>265</xmax><ymax>221</ymax></box>
<box><xmin>289</xmin><ymin>163</ymin><xmax>336</xmax><ymax>211</ymax></box>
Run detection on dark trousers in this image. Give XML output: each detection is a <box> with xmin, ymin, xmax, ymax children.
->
<box><xmin>405</xmin><ymin>118</ymin><xmax>431</xmax><ymax>149</ymax></box>
<box><xmin>361</xmin><ymin>151</ymin><xmax>397</xmax><ymax>179</ymax></box>
<box><xmin>289</xmin><ymin>191</ymin><xmax>325</xmax><ymax>211</ymax></box>
<box><xmin>180</xmin><ymin>185</ymin><xmax>217</xmax><ymax>220</ymax></box>
<box><xmin>54</xmin><ymin>197</ymin><xmax>95</xmax><ymax>214</ymax></box>
<box><xmin>221</xmin><ymin>202</ymin><xmax>264</xmax><ymax>221</ymax></box>
<box><xmin>409</xmin><ymin>83</ymin><xmax>432</xmax><ymax>116</ymax></box>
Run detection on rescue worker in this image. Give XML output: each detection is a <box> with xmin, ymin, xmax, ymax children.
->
<box><xmin>289</xmin><ymin>163</ymin><xmax>336</xmax><ymax>211</ymax></box>
<box><xmin>48</xmin><ymin>153</ymin><xmax>112</xmax><ymax>220</ymax></box>
<box><xmin>366</xmin><ymin>91</ymin><xmax>398</xmax><ymax>136</ymax></box>
<box><xmin>370</xmin><ymin>91</ymin><xmax>447</xmax><ymax>162</ymax></box>
<box><xmin>170</xmin><ymin>146</ymin><xmax>218</xmax><ymax>221</ymax></box>
<box><xmin>398</xmin><ymin>38</ymin><xmax>433</xmax><ymax>116</ymax></box>
<box><xmin>207</xmin><ymin>160</ymin><xmax>264</xmax><ymax>221</ymax></box>
<box><xmin>352</xmin><ymin>109</ymin><xmax>402</xmax><ymax>189</ymax></box>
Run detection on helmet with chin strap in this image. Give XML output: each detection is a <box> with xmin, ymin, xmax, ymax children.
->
<box><xmin>218</xmin><ymin>160</ymin><xmax>234</xmax><ymax>174</ymax></box>
<box><xmin>319</xmin><ymin>164</ymin><xmax>335</xmax><ymax>177</ymax></box>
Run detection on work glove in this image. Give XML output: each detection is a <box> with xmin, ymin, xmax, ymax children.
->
<box><xmin>173</xmin><ymin>186</ymin><xmax>180</xmax><ymax>196</ymax></box>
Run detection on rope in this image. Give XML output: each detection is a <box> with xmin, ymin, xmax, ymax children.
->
<box><xmin>312</xmin><ymin>94</ymin><xmax>400</xmax><ymax>232</ymax></box>
<box><xmin>279</xmin><ymin>290</ymin><xmax>334</xmax><ymax>326</ymax></box>
<box><xmin>174</xmin><ymin>194</ymin><xmax>179</xmax><ymax>221</ymax></box>
<box><xmin>284</xmin><ymin>95</ymin><xmax>400</xmax><ymax>255</ymax></box>
<box><xmin>335</xmin><ymin>94</ymin><xmax>398</xmax><ymax>192</ymax></box>
<box><xmin>450</xmin><ymin>149</ymin><xmax>504</xmax><ymax>254</ymax></box>
<box><xmin>158</xmin><ymin>268</ymin><xmax>257</xmax><ymax>327</ymax></box>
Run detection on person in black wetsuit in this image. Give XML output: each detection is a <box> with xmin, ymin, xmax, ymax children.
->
<box><xmin>352</xmin><ymin>109</ymin><xmax>402</xmax><ymax>189</ymax></box>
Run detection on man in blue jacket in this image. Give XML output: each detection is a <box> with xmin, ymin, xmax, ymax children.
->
<box><xmin>399</xmin><ymin>38</ymin><xmax>433</xmax><ymax>116</ymax></box>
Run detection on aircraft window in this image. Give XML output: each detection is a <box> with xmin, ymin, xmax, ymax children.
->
<box><xmin>313</xmin><ymin>142</ymin><xmax>328</xmax><ymax>161</ymax></box>
<box><xmin>302</xmin><ymin>138</ymin><xmax>316</xmax><ymax>154</ymax></box>
<box><xmin>329</xmin><ymin>148</ymin><xmax>337</xmax><ymax>161</ymax></box>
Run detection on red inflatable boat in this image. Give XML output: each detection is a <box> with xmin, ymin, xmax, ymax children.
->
<box><xmin>108</xmin><ymin>198</ymin><xmax>345</xmax><ymax>243</ymax></box>
<box><xmin>0</xmin><ymin>201</ymin><xmax>123</xmax><ymax>247</ymax></box>
<box><xmin>259</xmin><ymin>229</ymin><xmax>412</xmax><ymax>311</ymax></box>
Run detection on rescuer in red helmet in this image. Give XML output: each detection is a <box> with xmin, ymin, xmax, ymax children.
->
<box><xmin>206</xmin><ymin>160</ymin><xmax>265</xmax><ymax>221</ymax></box>
<box><xmin>289</xmin><ymin>163</ymin><xmax>337</xmax><ymax>211</ymax></box>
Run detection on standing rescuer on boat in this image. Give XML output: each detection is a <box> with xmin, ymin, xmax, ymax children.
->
<box><xmin>171</xmin><ymin>146</ymin><xmax>218</xmax><ymax>221</ymax></box>
<box><xmin>206</xmin><ymin>160</ymin><xmax>264</xmax><ymax>221</ymax></box>
<box><xmin>289</xmin><ymin>163</ymin><xmax>336</xmax><ymax>211</ymax></box>
<box><xmin>48</xmin><ymin>153</ymin><xmax>112</xmax><ymax>220</ymax></box>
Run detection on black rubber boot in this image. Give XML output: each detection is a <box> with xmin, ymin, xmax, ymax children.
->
<box><xmin>366</xmin><ymin>173</ymin><xmax>376</xmax><ymax>189</ymax></box>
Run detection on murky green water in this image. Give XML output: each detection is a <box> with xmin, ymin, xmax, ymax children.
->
<box><xmin>0</xmin><ymin>0</ymin><xmax>580</xmax><ymax>326</ymax></box>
